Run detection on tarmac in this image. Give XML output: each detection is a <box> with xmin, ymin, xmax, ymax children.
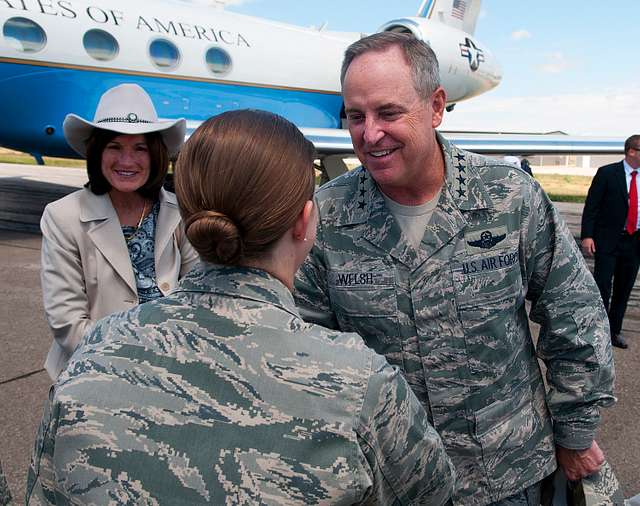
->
<box><xmin>0</xmin><ymin>163</ymin><xmax>638</xmax><ymax>501</ymax></box>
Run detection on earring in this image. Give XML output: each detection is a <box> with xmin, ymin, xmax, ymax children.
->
<box><xmin>303</xmin><ymin>237</ymin><xmax>308</xmax><ymax>242</ymax></box>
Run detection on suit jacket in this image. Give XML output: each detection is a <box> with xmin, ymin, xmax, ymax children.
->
<box><xmin>40</xmin><ymin>187</ymin><xmax>199</xmax><ymax>379</ymax></box>
<box><xmin>581</xmin><ymin>161</ymin><xmax>629</xmax><ymax>254</ymax></box>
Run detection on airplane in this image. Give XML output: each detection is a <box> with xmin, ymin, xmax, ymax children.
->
<box><xmin>0</xmin><ymin>0</ymin><xmax>624</xmax><ymax>177</ymax></box>
<box><xmin>0</xmin><ymin>0</ymin><xmax>506</xmax><ymax>164</ymax></box>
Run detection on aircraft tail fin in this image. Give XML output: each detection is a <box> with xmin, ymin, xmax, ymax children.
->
<box><xmin>416</xmin><ymin>0</ymin><xmax>481</xmax><ymax>35</ymax></box>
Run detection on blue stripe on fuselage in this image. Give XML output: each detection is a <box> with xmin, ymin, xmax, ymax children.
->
<box><xmin>0</xmin><ymin>61</ymin><xmax>343</xmax><ymax>157</ymax></box>
<box><xmin>417</xmin><ymin>0</ymin><xmax>436</xmax><ymax>18</ymax></box>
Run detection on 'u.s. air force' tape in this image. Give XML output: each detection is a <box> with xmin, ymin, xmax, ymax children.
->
<box><xmin>454</xmin><ymin>250</ymin><xmax>519</xmax><ymax>276</ymax></box>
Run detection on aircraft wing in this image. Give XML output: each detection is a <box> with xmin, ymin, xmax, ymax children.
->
<box><xmin>299</xmin><ymin>128</ymin><xmax>355</xmax><ymax>154</ymax></box>
<box><xmin>443</xmin><ymin>131</ymin><xmax>625</xmax><ymax>155</ymax></box>
<box><xmin>299</xmin><ymin>128</ymin><xmax>625</xmax><ymax>155</ymax></box>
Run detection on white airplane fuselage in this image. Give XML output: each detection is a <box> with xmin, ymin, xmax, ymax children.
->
<box><xmin>0</xmin><ymin>0</ymin><xmax>502</xmax><ymax>158</ymax></box>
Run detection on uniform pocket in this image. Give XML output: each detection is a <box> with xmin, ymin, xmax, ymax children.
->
<box><xmin>473</xmin><ymin>383</ymin><xmax>550</xmax><ymax>491</ymax></box>
<box><xmin>451</xmin><ymin>249</ymin><xmax>527</xmax><ymax>378</ymax></box>
<box><xmin>328</xmin><ymin>266</ymin><xmax>402</xmax><ymax>359</ymax></box>
<box><xmin>474</xmin><ymin>384</ymin><xmax>535</xmax><ymax>454</ymax></box>
<box><xmin>451</xmin><ymin>248</ymin><xmax>524</xmax><ymax>330</ymax></box>
<box><xmin>452</xmin><ymin>249</ymin><xmax>523</xmax><ymax>312</ymax></box>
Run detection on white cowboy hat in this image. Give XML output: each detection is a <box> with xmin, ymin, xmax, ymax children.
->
<box><xmin>63</xmin><ymin>83</ymin><xmax>187</xmax><ymax>158</ymax></box>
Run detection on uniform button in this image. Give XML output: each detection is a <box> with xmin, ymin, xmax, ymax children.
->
<box><xmin>160</xmin><ymin>282</ymin><xmax>170</xmax><ymax>292</ymax></box>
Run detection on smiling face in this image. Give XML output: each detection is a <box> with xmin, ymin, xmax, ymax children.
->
<box><xmin>343</xmin><ymin>45</ymin><xmax>446</xmax><ymax>194</ymax></box>
<box><xmin>100</xmin><ymin>134</ymin><xmax>151</xmax><ymax>195</ymax></box>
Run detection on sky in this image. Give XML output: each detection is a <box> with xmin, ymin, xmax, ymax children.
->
<box><xmin>214</xmin><ymin>0</ymin><xmax>639</xmax><ymax>137</ymax></box>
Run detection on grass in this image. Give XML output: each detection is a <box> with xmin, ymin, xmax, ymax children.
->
<box><xmin>533</xmin><ymin>173</ymin><xmax>592</xmax><ymax>203</ymax></box>
<box><xmin>0</xmin><ymin>148</ymin><xmax>85</xmax><ymax>168</ymax></box>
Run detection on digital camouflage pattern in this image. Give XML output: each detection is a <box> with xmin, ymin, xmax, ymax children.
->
<box><xmin>544</xmin><ymin>460</ymin><xmax>624</xmax><ymax>506</ymax></box>
<box><xmin>574</xmin><ymin>460</ymin><xmax>624</xmax><ymax>506</ymax></box>
<box><xmin>295</xmin><ymin>133</ymin><xmax>616</xmax><ymax>505</ymax></box>
<box><xmin>0</xmin><ymin>459</ymin><xmax>11</xmax><ymax>505</ymax></box>
<box><xmin>26</xmin><ymin>263</ymin><xmax>455</xmax><ymax>505</ymax></box>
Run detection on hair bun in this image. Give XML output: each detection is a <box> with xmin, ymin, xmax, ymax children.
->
<box><xmin>185</xmin><ymin>210</ymin><xmax>243</xmax><ymax>264</ymax></box>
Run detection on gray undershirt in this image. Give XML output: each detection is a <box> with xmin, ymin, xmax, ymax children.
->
<box><xmin>381</xmin><ymin>189</ymin><xmax>442</xmax><ymax>250</ymax></box>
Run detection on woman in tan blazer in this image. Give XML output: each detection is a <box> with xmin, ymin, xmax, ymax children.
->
<box><xmin>41</xmin><ymin>84</ymin><xmax>198</xmax><ymax>379</ymax></box>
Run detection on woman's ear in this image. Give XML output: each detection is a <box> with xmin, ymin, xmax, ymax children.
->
<box><xmin>292</xmin><ymin>200</ymin><xmax>314</xmax><ymax>242</ymax></box>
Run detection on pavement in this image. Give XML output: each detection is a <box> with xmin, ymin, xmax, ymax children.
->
<box><xmin>0</xmin><ymin>163</ymin><xmax>638</xmax><ymax>501</ymax></box>
<box><xmin>0</xmin><ymin>163</ymin><xmax>85</xmax><ymax>233</ymax></box>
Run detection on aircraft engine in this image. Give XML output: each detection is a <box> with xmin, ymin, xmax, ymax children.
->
<box><xmin>376</xmin><ymin>17</ymin><xmax>502</xmax><ymax>103</ymax></box>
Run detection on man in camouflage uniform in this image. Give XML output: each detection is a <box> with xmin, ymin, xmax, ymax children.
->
<box><xmin>294</xmin><ymin>33</ymin><xmax>615</xmax><ymax>505</ymax></box>
<box><xmin>26</xmin><ymin>263</ymin><xmax>455</xmax><ymax>505</ymax></box>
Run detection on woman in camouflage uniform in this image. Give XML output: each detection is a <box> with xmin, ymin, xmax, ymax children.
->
<box><xmin>26</xmin><ymin>110</ymin><xmax>455</xmax><ymax>505</ymax></box>
<box><xmin>0</xmin><ymin>459</ymin><xmax>11</xmax><ymax>505</ymax></box>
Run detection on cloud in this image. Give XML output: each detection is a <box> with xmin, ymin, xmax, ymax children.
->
<box><xmin>440</xmin><ymin>86</ymin><xmax>640</xmax><ymax>136</ymax></box>
<box><xmin>511</xmin><ymin>29</ymin><xmax>531</xmax><ymax>40</ymax></box>
<box><xmin>538</xmin><ymin>52</ymin><xmax>571</xmax><ymax>73</ymax></box>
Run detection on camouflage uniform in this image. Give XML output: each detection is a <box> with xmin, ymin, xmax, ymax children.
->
<box><xmin>295</xmin><ymin>133</ymin><xmax>616</xmax><ymax>505</ymax></box>
<box><xmin>26</xmin><ymin>263</ymin><xmax>455</xmax><ymax>505</ymax></box>
<box><xmin>0</xmin><ymin>459</ymin><xmax>11</xmax><ymax>505</ymax></box>
<box><xmin>544</xmin><ymin>460</ymin><xmax>624</xmax><ymax>506</ymax></box>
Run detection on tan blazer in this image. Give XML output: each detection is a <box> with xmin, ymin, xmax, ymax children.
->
<box><xmin>40</xmin><ymin>187</ymin><xmax>199</xmax><ymax>379</ymax></box>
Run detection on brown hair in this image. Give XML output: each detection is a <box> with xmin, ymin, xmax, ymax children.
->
<box><xmin>174</xmin><ymin>110</ymin><xmax>316</xmax><ymax>265</ymax></box>
<box><xmin>624</xmin><ymin>134</ymin><xmax>640</xmax><ymax>154</ymax></box>
<box><xmin>85</xmin><ymin>129</ymin><xmax>169</xmax><ymax>200</ymax></box>
<box><xmin>341</xmin><ymin>32</ymin><xmax>440</xmax><ymax>100</ymax></box>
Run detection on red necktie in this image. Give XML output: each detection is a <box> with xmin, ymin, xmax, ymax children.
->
<box><xmin>627</xmin><ymin>170</ymin><xmax>638</xmax><ymax>235</ymax></box>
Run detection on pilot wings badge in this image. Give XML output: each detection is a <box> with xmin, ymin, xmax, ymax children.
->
<box><xmin>467</xmin><ymin>230</ymin><xmax>506</xmax><ymax>249</ymax></box>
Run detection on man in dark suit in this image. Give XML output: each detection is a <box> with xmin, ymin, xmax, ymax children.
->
<box><xmin>581</xmin><ymin>134</ymin><xmax>640</xmax><ymax>349</ymax></box>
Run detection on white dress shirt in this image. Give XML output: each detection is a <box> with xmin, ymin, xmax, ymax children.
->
<box><xmin>623</xmin><ymin>159</ymin><xmax>640</xmax><ymax>231</ymax></box>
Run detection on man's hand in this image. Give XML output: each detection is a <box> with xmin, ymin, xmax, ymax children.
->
<box><xmin>581</xmin><ymin>238</ymin><xmax>596</xmax><ymax>256</ymax></box>
<box><xmin>556</xmin><ymin>441</ymin><xmax>605</xmax><ymax>481</ymax></box>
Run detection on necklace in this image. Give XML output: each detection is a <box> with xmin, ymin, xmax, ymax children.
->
<box><xmin>125</xmin><ymin>199</ymin><xmax>148</xmax><ymax>242</ymax></box>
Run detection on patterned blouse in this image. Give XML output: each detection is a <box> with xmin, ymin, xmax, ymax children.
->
<box><xmin>122</xmin><ymin>202</ymin><xmax>163</xmax><ymax>304</ymax></box>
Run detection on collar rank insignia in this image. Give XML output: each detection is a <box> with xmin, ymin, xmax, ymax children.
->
<box><xmin>467</xmin><ymin>230</ymin><xmax>505</xmax><ymax>249</ymax></box>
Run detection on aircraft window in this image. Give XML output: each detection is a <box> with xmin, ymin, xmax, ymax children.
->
<box><xmin>83</xmin><ymin>29</ymin><xmax>119</xmax><ymax>61</ymax></box>
<box><xmin>205</xmin><ymin>47</ymin><xmax>232</xmax><ymax>75</ymax></box>
<box><xmin>3</xmin><ymin>17</ymin><xmax>46</xmax><ymax>53</ymax></box>
<box><xmin>149</xmin><ymin>39</ymin><xmax>180</xmax><ymax>70</ymax></box>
